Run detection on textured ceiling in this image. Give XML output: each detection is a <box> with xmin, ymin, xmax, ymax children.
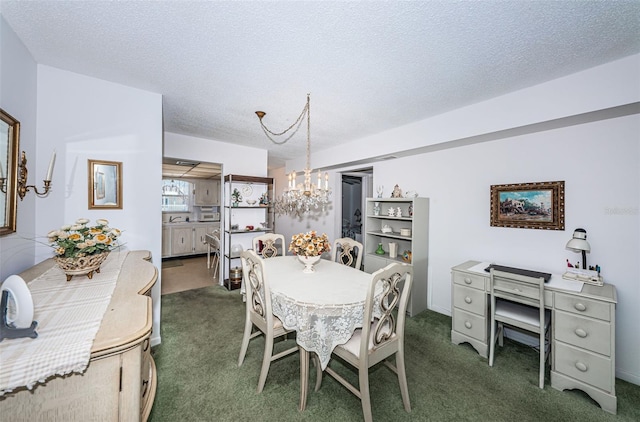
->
<box><xmin>1</xmin><ymin>1</ymin><xmax>639</xmax><ymax>170</ymax></box>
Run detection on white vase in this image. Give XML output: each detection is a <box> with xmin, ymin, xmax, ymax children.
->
<box><xmin>298</xmin><ymin>255</ymin><xmax>322</xmax><ymax>273</ymax></box>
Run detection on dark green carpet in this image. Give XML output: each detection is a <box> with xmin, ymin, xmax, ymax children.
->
<box><xmin>149</xmin><ymin>286</ymin><xmax>640</xmax><ymax>421</ymax></box>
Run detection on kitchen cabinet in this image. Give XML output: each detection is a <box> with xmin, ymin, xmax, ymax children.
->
<box><xmin>363</xmin><ymin>197</ymin><xmax>429</xmax><ymax>316</ymax></box>
<box><xmin>223</xmin><ymin>174</ymin><xmax>275</xmax><ymax>290</ymax></box>
<box><xmin>162</xmin><ymin>222</ymin><xmax>219</xmax><ymax>258</ymax></box>
<box><xmin>194</xmin><ymin>179</ymin><xmax>220</xmax><ymax>206</ymax></box>
<box><xmin>161</xmin><ymin>226</ymin><xmax>171</xmax><ymax>258</ymax></box>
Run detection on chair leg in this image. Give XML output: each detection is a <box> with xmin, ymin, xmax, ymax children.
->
<box><xmin>539</xmin><ymin>329</ymin><xmax>545</xmax><ymax>389</ymax></box>
<box><xmin>396</xmin><ymin>351</ymin><xmax>411</xmax><ymax>412</ymax></box>
<box><xmin>313</xmin><ymin>354</ymin><xmax>323</xmax><ymax>392</ymax></box>
<box><xmin>489</xmin><ymin>316</ymin><xmax>496</xmax><ymax>367</ymax></box>
<box><xmin>238</xmin><ymin>317</ymin><xmax>254</xmax><ymax>366</ymax></box>
<box><xmin>359</xmin><ymin>365</ymin><xmax>373</xmax><ymax>422</ymax></box>
<box><xmin>257</xmin><ymin>334</ymin><xmax>275</xmax><ymax>393</ymax></box>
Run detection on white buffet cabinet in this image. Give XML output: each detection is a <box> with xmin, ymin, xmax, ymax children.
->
<box><xmin>0</xmin><ymin>250</ymin><xmax>158</xmax><ymax>421</ymax></box>
<box><xmin>162</xmin><ymin>222</ymin><xmax>220</xmax><ymax>258</ymax></box>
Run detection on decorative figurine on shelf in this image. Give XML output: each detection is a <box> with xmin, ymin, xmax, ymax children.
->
<box><xmin>373</xmin><ymin>202</ymin><xmax>381</xmax><ymax>216</ymax></box>
<box><xmin>231</xmin><ymin>188</ymin><xmax>242</xmax><ymax>207</ymax></box>
<box><xmin>376</xmin><ymin>185</ymin><xmax>384</xmax><ymax>198</ymax></box>
<box><xmin>408</xmin><ymin>203</ymin><xmax>413</xmax><ymax>216</ymax></box>
<box><xmin>395</xmin><ymin>207</ymin><xmax>402</xmax><ymax>217</ymax></box>
<box><xmin>387</xmin><ymin>207</ymin><xmax>395</xmax><ymax>217</ymax></box>
<box><xmin>402</xmin><ymin>250</ymin><xmax>412</xmax><ymax>263</ymax></box>
<box><xmin>566</xmin><ymin>259</ymin><xmax>574</xmax><ymax>268</ymax></box>
<box><xmin>391</xmin><ymin>184</ymin><xmax>403</xmax><ymax>198</ymax></box>
<box><xmin>259</xmin><ymin>192</ymin><xmax>269</xmax><ymax>206</ymax></box>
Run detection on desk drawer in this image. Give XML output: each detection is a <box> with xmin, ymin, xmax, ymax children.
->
<box><xmin>453</xmin><ymin>284</ymin><xmax>486</xmax><ymax>315</ymax></box>
<box><xmin>452</xmin><ymin>271</ymin><xmax>486</xmax><ymax>290</ymax></box>
<box><xmin>453</xmin><ymin>308</ymin><xmax>486</xmax><ymax>342</ymax></box>
<box><xmin>555</xmin><ymin>292</ymin><xmax>611</xmax><ymax>322</ymax></box>
<box><xmin>554</xmin><ymin>342</ymin><xmax>613</xmax><ymax>392</ymax></box>
<box><xmin>554</xmin><ymin>310</ymin><xmax>611</xmax><ymax>356</ymax></box>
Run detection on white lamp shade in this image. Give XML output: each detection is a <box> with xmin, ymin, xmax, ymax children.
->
<box><xmin>566</xmin><ymin>238</ymin><xmax>591</xmax><ymax>252</ymax></box>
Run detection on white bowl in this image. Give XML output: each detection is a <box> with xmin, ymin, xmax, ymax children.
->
<box><xmin>245</xmin><ymin>199</ymin><xmax>257</xmax><ymax>206</ymax></box>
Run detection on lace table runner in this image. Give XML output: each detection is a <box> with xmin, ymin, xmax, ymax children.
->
<box><xmin>0</xmin><ymin>250</ymin><xmax>129</xmax><ymax>395</ymax></box>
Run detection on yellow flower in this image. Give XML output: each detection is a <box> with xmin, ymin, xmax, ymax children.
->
<box><xmin>289</xmin><ymin>231</ymin><xmax>330</xmax><ymax>257</ymax></box>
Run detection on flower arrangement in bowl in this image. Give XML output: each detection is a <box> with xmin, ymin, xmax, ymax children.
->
<box><xmin>289</xmin><ymin>231</ymin><xmax>330</xmax><ymax>273</ymax></box>
<box><xmin>48</xmin><ymin>218</ymin><xmax>121</xmax><ymax>281</ymax></box>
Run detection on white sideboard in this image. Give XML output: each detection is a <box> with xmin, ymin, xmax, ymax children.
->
<box><xmin>0</xmin><ymin>250</ymin><xmax>158</xmax><ymax>421</ymax></box>
<box><xmin>451</xmin><ymin>260</ymin><xmax>617</xmax><ymax>414</ymax></box>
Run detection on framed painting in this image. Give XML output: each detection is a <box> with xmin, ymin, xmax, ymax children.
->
<box><xmin>88</xmin><ymin>159</ymin><xmax>122</xmax><ymax>209</ymax></box>
<box><xmin>490</xmin><ymin>181</ymin><xmax>564</xmax><ymax>230</ymax></box>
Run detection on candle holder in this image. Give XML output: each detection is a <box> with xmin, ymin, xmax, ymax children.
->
<box><xmin>17</xmin><ymin>151</ymin><xmax>54</xmax><ymax>200</ymax></box>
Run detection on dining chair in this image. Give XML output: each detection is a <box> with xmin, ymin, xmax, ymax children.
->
<box><xmin>315</xmin><ymin>262</ymin><xmax>413</xmax><ymax>422</ymax></box>
<box><xmin>330</xmin><ymin>237</ymin><xmax>364</xmax><ymax>270</ymax></box>
<box><xmin>238</xmin><ymin>250</ymin><xmax>298</xmax><ymax>393</ymax></box>
<box><xmin>205</xmin><ymin>230</ymin><xmax>220</xmax><ymax>280</ymax></box>
<box><xmin>489</xmin><ymin>269</ymin><xmax>550</xmax><ymax>389</ymax></box>
<box><xmin>252</xmin><ymin>233</ymin><xmax>286</xmax><ymax>258</ymax></box>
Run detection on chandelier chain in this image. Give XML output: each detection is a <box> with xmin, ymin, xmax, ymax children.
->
<box><xmin>258</xmin><ymin>95</ymin><xmax>309</xmax><ymax>145</ymax></box>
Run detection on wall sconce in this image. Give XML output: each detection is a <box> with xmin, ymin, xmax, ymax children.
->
<box><xmin>566</xmin><ymin>228</ymin><xmax>591</xmax><ymax>270</ymax></box>
<box><xmin>17</xmin><ymin>150</ymin><xmax>55</xmax><ymax>200</ymax></box>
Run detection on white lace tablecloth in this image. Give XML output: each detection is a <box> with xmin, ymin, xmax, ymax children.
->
<box><xmin>263</xmin><ymin>256</ymin><xmax>379</xmax><ymax>369</ymax></box>
<box><xmin>0</xmin><ymin>250</ymin><xmax>129</xmax><ymax>395</ymax></box>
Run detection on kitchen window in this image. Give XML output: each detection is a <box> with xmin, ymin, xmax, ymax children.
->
<box><xmin>162</xmin><ymin>179</ymin><xmax>193</xmax><ymax>212</ymax></box>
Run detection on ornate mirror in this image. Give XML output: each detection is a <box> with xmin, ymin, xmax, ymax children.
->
<box><xmin>0</xmin><ymin>108</ymin><xmax>20</xmax><ymax>236</ymax></box>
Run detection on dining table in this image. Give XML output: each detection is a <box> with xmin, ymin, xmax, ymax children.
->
<box><xmin>261</xmin><ymin>255</ymin><xmax>381</xmax><ymax>411</ymax></box>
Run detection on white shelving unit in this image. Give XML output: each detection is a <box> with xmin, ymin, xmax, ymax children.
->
<box><xmin>223</xmin><ymin>174</ymin><xmax>275</xmax><ymax>290</ymax></box>
<box><xmin>363</xmin><ymin>197</ymin><xmax>429</xmax><ymax>316</ymax></box>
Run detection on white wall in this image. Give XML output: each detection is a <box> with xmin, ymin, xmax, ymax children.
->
<box><xmin>0</xmin><ymin>15</ymin><xmax>38</xmax><ymax>278</ymax></box>
<box><xmin>33</xmin><ymin>65</ymin><xmax>164</xmax><ymax>344</ymax></box>
<box><xmin>274</xmin><ymin>56</ymin><xmax>640</xmax><ymax>385</ymax></box>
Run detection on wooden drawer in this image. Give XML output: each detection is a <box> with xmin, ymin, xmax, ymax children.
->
<box><xmin>453</xmin><ymin>284</ymin><xmax>486</xmax><ymax>316</ymax></box>
<box><xmin>554</xmin><ymin>310</ymin><xmax>611</xmax><ymax>356</ymax></box>
<box><xmin>555</xmin><ymin>292</ymin><xmax>611</xmax><ymax>322</ymax></box>
<box><xmin>452</xmin><ymin>271</ymin><xmax>486</xmax><ymax>291</ymax></box>
<box><xmin>453</xmin><ymin>308</ymin><xmax>487</xmax><ymax>342</ymax></box>
<box><xmin>554</xmin><ymin>342</ymin><xmax>613</xmax><ymax>393</ymax></box>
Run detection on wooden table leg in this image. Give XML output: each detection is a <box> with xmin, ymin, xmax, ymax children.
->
<box><xmin>299</xmin><ymin>346</ymin><xmax>309</xmax><ymax>411</ymax></box>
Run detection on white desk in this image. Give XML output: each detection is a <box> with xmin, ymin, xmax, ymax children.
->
<box><xmin>262</xmin><ymin>256</ymin><xmax>378</xmax><ymax>410</ymax></box>
<box><xmin>451</xmin><ymin>260</ymin><xmax>617</xmax><ymax>414</ymax></box>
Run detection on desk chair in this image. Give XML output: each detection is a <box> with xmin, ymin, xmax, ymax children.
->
<box><xmin>316</xmin><ymin>263</ymin><xmax>413</xmax><ymax>422</ymax></box>
<box><xmin>331</xmin><ymin>237</ymin><xmax>364</xmax><ymax>270</ymax></box>
<box><xmin>252</xmin><ymin>233</ymin><xmax>286</xmax><ymax>258</ymax></box>
<box><xmin>238</xmin><ymin>250</ymin><xmax>298</xmax><ymax>393</ymax></box>
<box><xmin>489</xmin><ymin>269</ymin><xmax>551</xmax><ymax>389</ymax></box>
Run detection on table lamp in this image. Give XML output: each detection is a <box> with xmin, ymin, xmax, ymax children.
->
<box><xmin>566</xmin><ymin>228</ymin><xmax>590</xmax><ymax>269</ymax></box>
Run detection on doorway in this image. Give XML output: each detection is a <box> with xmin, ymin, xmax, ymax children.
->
<box><xmin>341</xmin><ymin>169</ymin><xmax>373</xmax><ymax>243</ymax></box>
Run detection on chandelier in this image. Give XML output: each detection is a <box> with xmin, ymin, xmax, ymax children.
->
<box><xmin>255</xmin><ymin>93</ymin><xmax>331</xmax><ymax>217</ymax></box>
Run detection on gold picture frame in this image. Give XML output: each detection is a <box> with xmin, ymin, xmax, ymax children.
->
<box><xmin>88</xmin><ymin>159</ymin><xmax>122</xmax><ymax>209</ymax></box>
<box><xmin>490</xmin><ymin>180</ymin><xmax>564</xmax><ymax>230</ymax></box>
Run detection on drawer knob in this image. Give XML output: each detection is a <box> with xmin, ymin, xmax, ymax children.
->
<box><xmin>574</xmin><ymin>328</ymin><xmax>588</xmax><ymax>338</ymax></box>
<box><xmin>575</xmin><ymin>361</ymin><xmax>588</xmax><ymax>372</ymax></box>
<box><xmin>464</xmin><ymin>277</ymin><xmax>472</xmax><ymax>284</ymax></box>
<box><xmin>574</xmin><ymin>302</ymin><xmax>587</xmax><ymax>312</ymax></box>
<box><xmin>464</xmin><ymin>321</ymin><xmax>472</xmax><ymax>329</ymax></box>
<box><xmin>465</xmin><ymin>297</ymin><xmax>472</xmax><ymax>304</ymax></box>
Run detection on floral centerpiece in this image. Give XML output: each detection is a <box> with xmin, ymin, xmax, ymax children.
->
<box><xmin>47</xmin><ymin>218</ymin><xmax>121</xmax><ymax>281</ymax></box>
<box><xmin>289</xmin><ymin>231</ymin><xmax>330</xmax><ymax>273</ymax></box>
